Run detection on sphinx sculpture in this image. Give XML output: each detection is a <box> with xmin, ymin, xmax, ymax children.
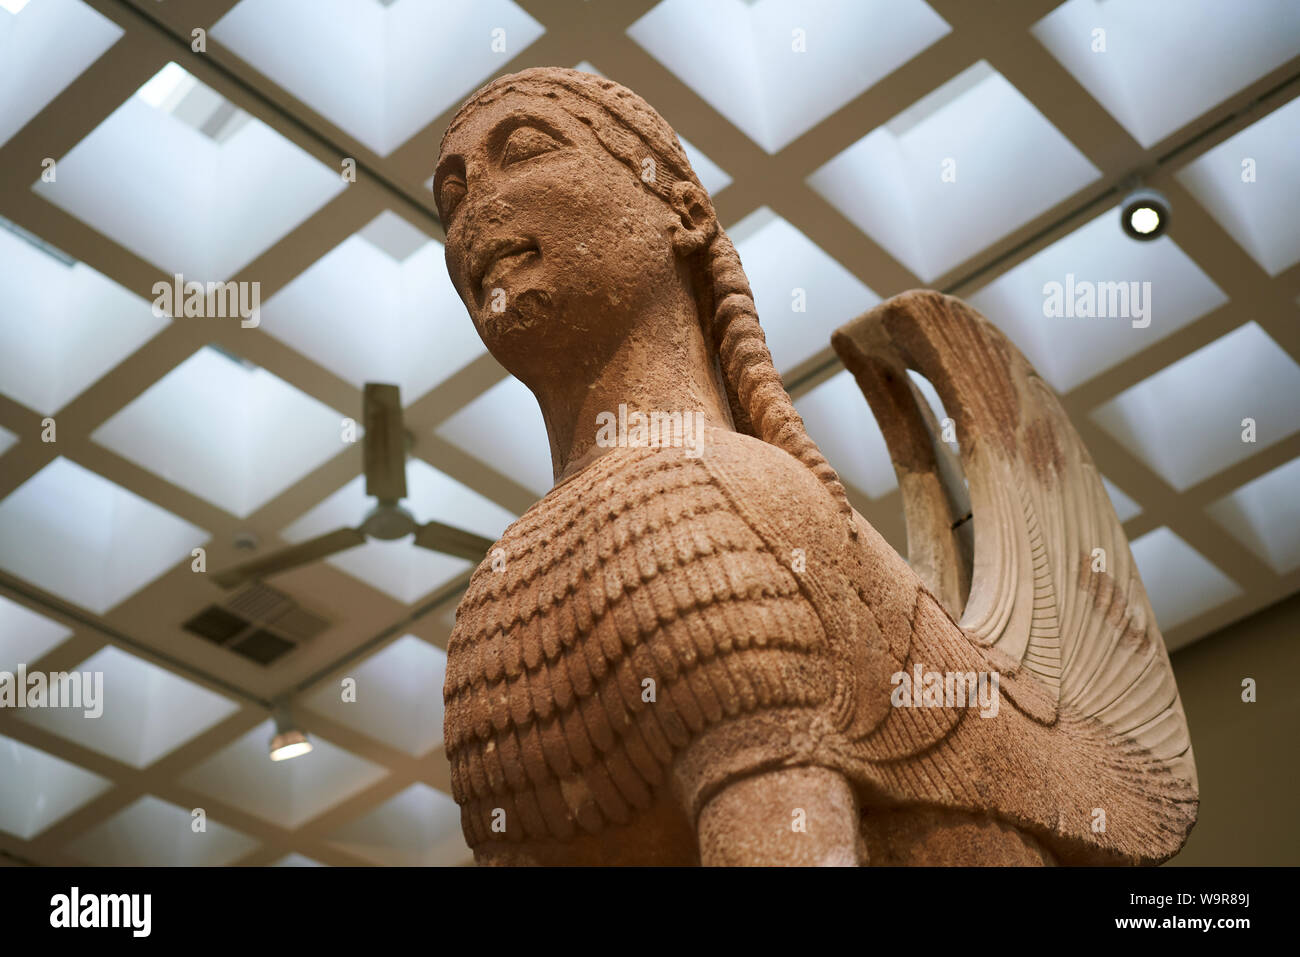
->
<box><xmin>432</xmin><ymin>67</ymin><xmax>1198</xmax><ymax>865</ymax></box>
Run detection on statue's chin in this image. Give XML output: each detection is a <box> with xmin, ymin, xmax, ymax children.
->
<box><xmin>478</xmin><ymin>287</ymin><xmax>555</xmax><ymax>364</ymax></box>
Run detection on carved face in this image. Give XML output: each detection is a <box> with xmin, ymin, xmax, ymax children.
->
<box><xmin>434</xmin><ymin>90</ymin><xmax>686</xmax><ymax>388</ymax></box>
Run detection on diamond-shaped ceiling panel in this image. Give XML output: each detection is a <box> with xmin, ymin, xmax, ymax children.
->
<box><xmin>301</xmin><ymin>634</ymin><xmax>447</xmax><ymax>756</ymax></box>
<box><xmin>0</xmin><ymin>457</ymin><xmax>208</xmax><ymax>614</ymax></box>
<box><xmin>32</xmin><ymin>62</ymin><xmax>344</xmax><ymax>279</ymax></box>
<box><xmin>92</xmin><ymin>346</ymin><xmax>351</xmax><ymax>518</ymax></box>
<box><xmin>1130</xmin><ymin>526</ymin><xmax>1242</xmax><ymax>636</ymax></box>
<box><xmin>809</xmin><ymin>61</ymin><xmax>1101</xmax><ymax>282</ymax></box>
<box><xmin>1175</xmin><ymin>95</ymin><xmax>1300</xmax><ymax>277</ymax></box>
<box><xmin>261</xmin><ymin>212</ymin><xmax>486</xmax><ymax>403</ymax></box>
<box><xmin>280</xmin><ymin>459</ymin><xmax>516</xmax><ymax>603</ymax></box>
<box><xmin>0</xmin><ymin>734</ymin><xmax>111</xmax><ymax>840</ymax></box>
<box><xmin>0</xmin><ymin>593</ymin><xmax>73</xmax><ymax>674</ymax></box>
<box><xmin>211</xmin><ymin>0</ymin><xmax>544</xmax><ymax>156</ymax></box>
<box><xmin>436</xmin><ymin>375</ymin><xmax>553</xmax><ymax>497</ymax></box>
<box><xmin>629</xmin><ymin>0</ymin><xmax>950</xmax><ymax>153</ymax></box>
<box><xmin>730</xmin><ymin>207</ymin><xmax>879</xmax><ymax>375</ymax></box>
<box><xmin>1091</xmin><ymin>322</ymin><xmax>1300</xmax><ymax>491</ymax></box>
<box><xmin>1207</xmin><ymin>457</ymin><xmax>1300</xmax><ymax>575</ymax></box>
<box><xmin>179</xmin><ymin>719</ymin><xmax>387</xmax><ymax>829</ymax></box>
<box><xmin>326</xmin><ymin>782</ymin><xmax>468</xmax><ymax>866</ymax></box>
<box><xmin>12</xmin><ymin>645</ymin><xmax>240</xmax><ymax>768</ymax></box>
<box><xmin>64</xmin><ymin>795</ymin><xmax>258</xmax><ymax>866</ymax></box>
<box><xmin>0</xmin><ymin>220</ymin><xmax>169</xmax><ymax>415</ymax></box>
<box><xmin>1033</xmin><ymin>0</ymin><xmax>1300</xmax><ymax>148</ymax></box>
<box><xmin>968</xmin><ymin>206</ymin><xmax>1228</xmax><ymax>392</ymax></box>
<box><xmin>0</xmin><ymin>0</ymin><xmax>123</xmax><ymax>148</ymax></box>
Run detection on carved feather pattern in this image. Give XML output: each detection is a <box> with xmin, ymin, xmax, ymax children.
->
<box><xmin>830</xmin><ymin>290</ymin><xmax>1198</xmax><ymax>861</ymax></box>
<box><xmin>445</xmin><ymin>448</ymin><xmax>837</xmax><ymax>846</ymax></box>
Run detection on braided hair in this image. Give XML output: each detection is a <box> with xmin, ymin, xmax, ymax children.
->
<box><xmin>443</xmin><ymin>68</ymin><xmax>855</xmax><ymax>531</ymax></box>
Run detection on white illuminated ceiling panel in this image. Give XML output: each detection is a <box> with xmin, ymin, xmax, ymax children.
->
<box><xmin>794</xmin><ymin>370</ymin><xmax>896</xmax><ymax>500</ymax></box>
<box><xmin>0</xmin><ymin>424</ymin><xmax>14</xmax><ymax>457</ymax></box>
<box><xmin>968</xmin><ymin>206</ymin><xmax>1228</xmax><ymax>392</ymax></box>
<box><xmin>261</xmin><ymin>212</ymin><xmax>485</xmax><ymax>403</ymax></box>
<box><xmin>0</xmin><ymin>735</ymin><xmax>111</xmax><ymax>840</ymax></box>
<box><xmin>1176</xmin><ymin>96</ymin><xmax>1300</xmax><ymax>277</ymax></box>
<box><xmin>809</xmin><ymin>61</ymin><xmax>1100</xmax><ymax>282</ymax></box>
<box><xmin>730</xmin><ymin>207</ymin><xmax>879</xmax><ymax>375</ymax></box>
<box><xmin>0</xmin><ymin>593</ymin><xmax>73</xmax><ymax>674</ymax></box>
<box><xmin>12</xmin><ymin>645</ymin><xmax>240</xmax><ymax>768</ymax></box>
<box><xmin>179</xmin><ymin>719</ymin><xmax>387</xmax><ymax>829</ymax></box>
<box><xmin>92</xmin><ymin>346</ymin><xmax>348</xmax><ymax>519</ymax></box>
<box><xmin>301</xmin><ymin>634</ymin><xmax>447</xmax><ymax>756</ymax></box>
<box><xmin>32</xmin><ymin>62</ymin><xmax>344</xmax><ymax>279</ymax></box>
<box><xmin>629</xmin><ymin>0</ymin><xmax>950</xmax><ymax>153</ymax></box>
<box><xmin>436</xmin><ymin>375</ymin><xmax>553</xmax><ymax>497</ymax></box>
<box><xmin>0</xmin><ymin>0</ymin><xmax>123</xmax><ymax>148</ymax></box>
<box><xmin>1130</xmin><ymin>527</ymin><xmax>1242</xmax><ymax>636</ymax></box>
<box><xmin>211</xmin><ymin>0</ymin><xmax>545</xmax><ymax>156</ymax></box>
<box><xmin>327</xmin><ymin>782</ymin><xmax>469</xmax><ymax>866</ymax></box>
<box><xmin>1091</xmin><ymin>322</ymin><xmax>1300</xmax><ymax>491</ymax></box>
<box><xmin>1207</xmin><ymin>457</ymin><xmax>1300</xmax><ymax>575</ymax></box>
<box><xmin>281</xmin><ymin>459</ymin><xmax>516</xmax><ymax>603</ymax></box>
<box><xmin>65</xmin><ymin>795</ymin><xmax>258</xmax><ymax>866</ymax></box>
<box><xmin>1033</xmin><ymin>0</ymin><xmax>1300</xmax><ymax>148</ymax></box>
<box><xmin>0</xmin><ymin>221</ymin><xmax>169</xmax><ymax>415</ymax></box>
<box><xmin>0</xmin><ymin>458</ymin><xmax>208</xmax><ymax>614</ymax></box>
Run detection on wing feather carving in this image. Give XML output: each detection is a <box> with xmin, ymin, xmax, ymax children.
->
<box><xmin>831</xmin><ymin>290</ymin><xmax>1198</xmax><ymax>860</ymax></box>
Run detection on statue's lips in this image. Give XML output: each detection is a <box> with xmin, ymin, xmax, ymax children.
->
<box><xmin>472</xmin><ymin>239</ymin><xmax>539</xmax><ymax>297</ymax></box>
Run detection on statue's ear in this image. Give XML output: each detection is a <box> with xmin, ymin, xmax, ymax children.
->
<box><xmin>668</xmin><ymin>180</ymin><xmax>717</xmax><ymax>257</ymax></box>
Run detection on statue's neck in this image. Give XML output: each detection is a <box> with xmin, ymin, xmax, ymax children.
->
<box><xmin>533</xmin><ymin>308</ymin><xmax>734</xmax><ymax>487</ymax></box>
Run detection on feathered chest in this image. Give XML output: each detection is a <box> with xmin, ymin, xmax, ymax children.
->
<box><xmin>441</xmin><ymin>445</ymin><xmax>840</xmax><ymax>846</ymax></box>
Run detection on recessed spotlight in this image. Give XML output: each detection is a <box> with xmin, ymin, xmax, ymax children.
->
<box><xmin>1121</xmin><ymin>186</ymin><xmax>1170</xmax><ymax>241</ymax></box>
<box><xmin>269</xmin><ymin>702</ymin><xmax>313</xmax><ymax>762</ymax></box>
<box><xmin>0</xmin><ymin>0</ymin><xmax>32</xmax><ymax>15</ymax></box>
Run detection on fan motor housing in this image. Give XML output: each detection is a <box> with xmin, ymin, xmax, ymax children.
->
<box><xmin>361</xmin><ymin>501</ymin><xmax>418</xmax><ymax>540</ymax></box>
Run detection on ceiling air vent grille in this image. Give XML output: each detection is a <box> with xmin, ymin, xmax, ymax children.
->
<box><xmin>182</xmin><ymin>583</ymin><xmax>331</xmax><ymax>666</ymax></box>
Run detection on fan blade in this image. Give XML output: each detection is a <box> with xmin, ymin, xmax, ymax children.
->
<box><xmin>363</xmin><ymin>382</ymin><xmax>407</xmax><ymax>501</ymax></box>
<box><xmin>211</xmin><ymin>527</ymin><xmax>366</xmax><ymax>589</ymax></box>
<box><xmin>413</xmin><ymin>521</ymin><xmax>496</xmax><ymax>563</ymax></box>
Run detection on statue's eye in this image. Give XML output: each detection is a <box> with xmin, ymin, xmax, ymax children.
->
<box><xmin>439</xmin><ymin>175</ymin><xmax>466</xmax><ymax>221</ymax></box>
<box><xmin>502</xmin><ymin>126</ymin><xmax>560</xmax><ymax>166</ymax></box>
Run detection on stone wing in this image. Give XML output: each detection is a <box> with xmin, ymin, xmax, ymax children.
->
<box><xmin>832</xmin><ymin>290</ymin><xmax>1198</xmax><ymax>863</ymax></box>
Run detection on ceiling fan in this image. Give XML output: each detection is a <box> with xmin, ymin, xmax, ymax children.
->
<box><xmin>211</xmin><ymin>383</ymin><xmax>496</xmax><ymax>590</ymax></box>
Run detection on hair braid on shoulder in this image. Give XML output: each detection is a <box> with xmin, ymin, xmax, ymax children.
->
<box><xmin>705</xmin><ymin>230</ymin><xmax>858</xmax><ymax>534</ymax></box>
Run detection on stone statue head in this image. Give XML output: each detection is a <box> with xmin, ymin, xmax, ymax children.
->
<box><xmin>434</xmin><ymin>67</ymin><xmax>851</xmax><ymax>521</ymax></box>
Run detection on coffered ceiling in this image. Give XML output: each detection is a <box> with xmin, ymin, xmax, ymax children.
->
<box><xmin>1</xmin><ymin>0</ymin><xmax>1297</xmax><ymax>866</ymax></box>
